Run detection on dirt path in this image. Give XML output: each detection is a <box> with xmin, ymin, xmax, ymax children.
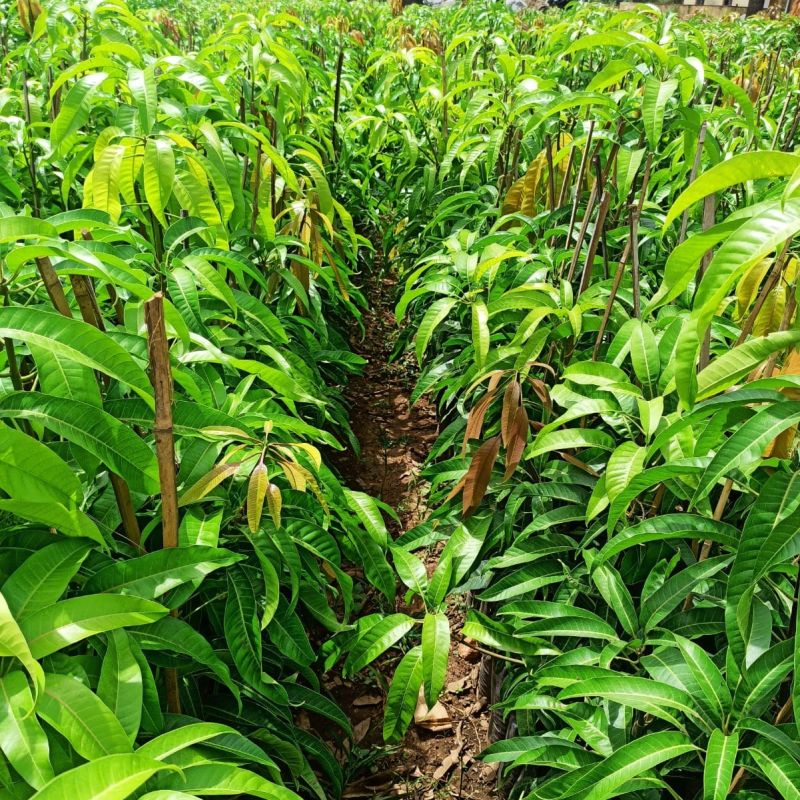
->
<box><xmin>329</xmin><ymin>270</ymin><xmax>497</xmax><ymax>800</ymax></box>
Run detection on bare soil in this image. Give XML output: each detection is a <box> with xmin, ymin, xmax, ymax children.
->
<box><xmin>328</xmin><ymin>271</ymin><xmax>497</xmax><ymax>800</ymax></box>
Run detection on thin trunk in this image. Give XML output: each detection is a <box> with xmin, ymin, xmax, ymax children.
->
<box><xmin>576</xmin><ymin>190</ymin><xmax>611</xmax><ymax>298</ymax></box>
<box><xmin>698</xmin><ymin>194</ymin><xmax>717</xmax><ymax>369</ymax></box>
<box><xmin>592</xmin><ymin>154</ymin><xmax>652</xmax><ymax>359</ymax></box>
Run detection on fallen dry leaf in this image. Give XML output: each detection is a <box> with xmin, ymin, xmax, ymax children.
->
<box><xmin>457</xmin><ymin>642</ymin><xmax>481</xmax><ymax>663</ymax></box>
<box><xmin>446</xmin><ymin>676</ymin><xmax>469</xmax><ymax>694</ymax></box>
<box><xmin>414</xmin><ymin>688</ymin><xmax>452</xmax><ymax>733</ymax></box>
<box><xmin>353</xmin><ymin>718</ymin><xmax>371</xmax><ymax>743</ymax></box>
<box><xmin>432</xmin><ymin>748</ymin><xmax>461</xmax><ymax>782</ymax></box>
<box><xmin>353</xmin><ymin>693</ymin><xmax>382</xmax><ymax>707</ymax></box>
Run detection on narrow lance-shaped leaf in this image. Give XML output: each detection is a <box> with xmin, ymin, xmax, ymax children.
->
<box><xmin>422</xmin><ymin>612</ymin><xmax>449</xmax><ymax>708</ymax></box>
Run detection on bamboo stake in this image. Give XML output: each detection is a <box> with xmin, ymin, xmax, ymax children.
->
<box><xmin>144</xmin><ymin>292</ymin><xmax>181</xmax><ymax>715</ymax></box>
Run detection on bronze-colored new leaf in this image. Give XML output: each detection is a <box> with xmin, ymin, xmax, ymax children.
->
<box><xmin>462</xmin><ymin>434</ymin><xmax>501</xmax><ymax>517</ymax></box>
<box><xmin>503</xmin><ymin>403</ymin><xmax>529</xmax><ymax>480</ymax></box>
<box><xmin>247</xmin><ymin>462</ymin><xmax>269</xmax><ymax>533</ymax></box>
<box><xmin>461</xmin><ymin>391</ymin><xmax>495</xmax><ymax>456</ymax></box>
<box><xmin>501</xmin><ymin>380</ymin><xmax>521</xmax><ymax>446</ymax></box>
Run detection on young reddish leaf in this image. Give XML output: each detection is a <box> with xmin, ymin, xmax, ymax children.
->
<box><xmin>461</xmin><ymin>391</ymin><xmax>494</xmax><ymax>456</ymax></box>
<box><xmin>462</xmin><ymin>435</ymin><xmax>501</xmax><ymax>517</ymax></box>
<box><xmin>501</xmin><ymin>380</ymin><xmax>521</xmax><ymax>446</ymax></box>
<box><xmin>503</xmin><ymin>404</ymin><xmax>529</xmax><ymax>480</ymax></box>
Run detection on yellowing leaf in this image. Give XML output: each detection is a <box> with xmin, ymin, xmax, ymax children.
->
<box><xmin>266</xmin><ymin>483</ymin><xmax>282</xmax><ymax>529</ymax></box>
<box><xmin>179</xmin><ymin>461</ymin><xmax>241</xmax><ymax>506</ymax></box>
<box><xmin>734</xmin><ymin>258</ymin><xmax>770</xmax><ymax>321</ymax></box>
<box><xmin>247</xmin><ymin>463</ymin><xmax>268</xmax><ymax>533</ymax></box>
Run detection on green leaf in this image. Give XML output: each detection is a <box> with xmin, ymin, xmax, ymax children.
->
<box><xmin>642</xmin><ymin>77</ymin><xmax>678</xmax><ymax>150</ymax></box>
<box><xmin>155</xmin><ymin>763</ymin><xmax>300</xmax><ymax>800</ymax></box>
<box><xmin>558</xmin><ymin>676</ymin><xmax>709</xmax><ymax>731</ymax></box>
<box><xmin>84</xmin><ymin>547</ymin><xmax>240</xmax><ymax>600</ymax></box>
<box><xmin>704</xmin><ymin>730</ymin><xmax>738</xmax><ymax>800</ymax></box>
<box><xmin>0</xmin><ymin>591</ymin><xmax>45</xmax><ymax>704</ymax></box>
<box><xmin>343</xmin><ymin>614</ymin><xmax>417</xmax><ymax>677</ymax></box>
<box><xmin>0</xmin><ymin>498</ymin><xmax>103</xmax><ymax>543</ymax></box>
<box><xmin>597</xmin><ymin>514</ymin><xmax>738</xmax><ymax>565</ymax></box>
<box><xmin>471</xmin><ymin>299</ymin><xmax>489</xmax><ymax>369</ymax></box>
<box><xmin>462</xmin><ymin>609</ymin><xmax>543</xmax><ymax>656</ymax></box>
<box><xmin>415</xmin><ymin>296</ymin><xmax>457</xmax><ymax>363</ymax></box>
<box><xmin>21</xmin><ymin>595</ymin><xmax>168</xmax><ymax>658</ymax></box>
<box><xmin>0</xmin><ymin>307</ymin><xmax>152</xmax><ymax>404</ymax></box>
<box><xmin>421</xmin><ymin>612</ymin><xmax>449</xmax><ymax>707</ymax></box>
<box><xmin>350</xmin><ymin>531</ymin><xmax>395</xmax><ymax>604</ymax></box>
<box><xmin>38</xmin><ymin>672</ymin><xmax>132</xmax><ymax>759</ymax></box>
<box><xmin>132</xmin><ymin>616</ymin><xmax>239</xmax><ymax>700</ymax></box>
<box><xmin>97</xmin><ymin>630</ymin><xmax>143</xmax><ymax>742</ymax></box>
<box><xmin>2</xmin><ymin>539</ymin><xmax>91</xmax><ymax>619</ymax></box>
<box><xmin>640</xmin><ymin>556</ymin><xmax>730</xmax><ymax>633</ymax></box>
<box><xmin>92</xmin><ymin>144</ymin><xmax>125</xmax><ymax>223</ymax></box>
<box><xmin>284</xmin><ymin>684</ymin><xmax>352</xmax><ymax>735</ymax></box>
<box><xmin>664</xmin><ymin>151</ymin><xmax>800</xmax><ymax>230</ymax></box>
<box><xmin>0</xmin><ymin>422</ymin><xmax>82</xmax><ymax>507</ymax></box>
<box><xmin>534</xmin><ymin>731</ymin><xmax>694</xmax><ymax>800</ymax></box>
<box><xmin>32</xmin><ymin>753</ymin><xmax>172</xmax><ymax>800</ymax></box>
<box><xmin>344</xmin><ymin>490</ymin><xmax>390</xmax><ymax>546</ymax></box>
<box><xmin>630</xmin><ymin>320</ymin><xmax>660</xmax><ymax>388</ymax></box>
<box><xmin>143</xmin><ymin>138</ymin><xmax>175</xmax><ymax>227</ymax></box>
<box><xmin>749</xmin><ymin>736</ymin><xmax>800</xmax><ymax>800</ymax></box>
<box><xmin>604</xmin><ymin>441</ymin><xmax>646</xmax><ymax>502</ymax></box>
<box><xmin>590</xmin><ymin>563</ymin><xmax>638</xmax><ymax>638</ymax></box>
<box><xmin>696</xmin><ymin>330</ymin><xmax>800</xmax><ymax>400</ymax></box>
<box><xmin>674</xmin><ymin>635</ymin><xmax>732</xmax><ymax>724</ymax></box>
<box><xmin>728</xmin><ymin>472</ymin><xmax>800</xmax><ymax>666</ymax></box>
<box><xmin>0</xmin><ymin>392</ymin><xmax>159</xmax><ymax>494</ymax></box>
<box><xmin>528</xmin><ymin>428</ymin><xmax>616</xmax><ymax>458</ymax></box>
<box><xmin>137</xmin><ymin>722</ymin><xmax>243</xmax><ymax>761</ymax></box>
<box><xmin>383</xmin><ymin>646</ymin><xmax>423</xmax><ymax>744</ymax></box>
<box><xmin>693</xmin><ymin>402</ymin><xmax>800</xmax><ymax>504</ymax></box>
<box><xmin>390</xmin><ymin>545</ymin><xmax>428</xmax><ymax>598</ymax></box>
<box><xmin>129</xmin><ymin>66</ymin><xmax>157</xmax><ymax>134</ymax></box>
<box><xmin>224</xmin><ymin>566</ymin><xmax>263</xmax><ymax>688</ymax></box>
<box><xmin>51</xmin><ymin>72</ymin><xmax>108</xmax><ymax>157</ymax></box>
<box><xmin>0</xmin><ymin>670</ymin><xmax>53</xmax><ymax>790</ymax></box>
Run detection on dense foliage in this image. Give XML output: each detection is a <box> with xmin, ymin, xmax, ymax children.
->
<box><xmin>2</xmin><ymin>0</ymin><xmax>800</xmax><ymax>798</ymax></box>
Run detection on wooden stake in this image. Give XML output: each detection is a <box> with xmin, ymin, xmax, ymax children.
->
<box><xmin>144</xmin><ymin>293</ymin><xmax>179</xmax><ymax>550</ymax></box>
<box><xmin>144</xmin><ymin>292</ymin><xmax>181</xmax><ymax>715</ymax></box>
